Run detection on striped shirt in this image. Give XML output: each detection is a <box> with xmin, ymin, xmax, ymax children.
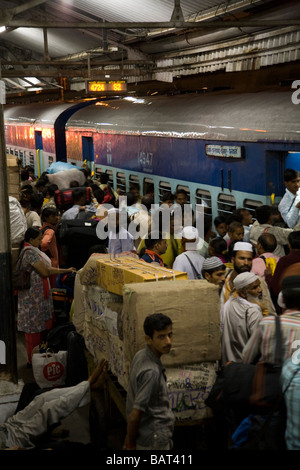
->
<box><xmin>242</xmin><ymin>310</ymin><xmax>300</xmax><ymax>364</ymax></box>
<box><xmin>281</xmin><ymin>358</ymin><xmax>300</xmax><ymax>450</ymax></box>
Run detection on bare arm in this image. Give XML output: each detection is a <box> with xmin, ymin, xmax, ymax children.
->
<box><xmin>123</xmin><ymin>408</ymin><xmax>142</xmax><ymax>450</ymax></box>
<box><xmin>33</xmin><ymin>260</ymin><xmax>76</xmax><ymax>278</ymax></box>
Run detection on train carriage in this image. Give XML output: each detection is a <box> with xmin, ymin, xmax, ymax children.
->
<box><xmin>4</xmin><ymin>91</ymin><xmax>300</xmax><ymax>221</ymax></box>
<box><xmin>4</xmin><ymin>98</ymin><xmax>99</xmax><ymax>176</ymax></box>
<box><xmin>65</xmin><ymin>91</ymin><xmax>300</xmax><ymax>219</ymax></box>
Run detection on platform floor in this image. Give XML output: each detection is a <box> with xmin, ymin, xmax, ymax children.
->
<box><xmin>16</xmin><ymin>331</ymin><xmax>126</xmax><ymax>450</ymax></box>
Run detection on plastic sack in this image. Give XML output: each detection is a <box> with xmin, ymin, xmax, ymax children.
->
<box><xmin>47</xmin><ymin>168</ymin><xmax>86</xmax><ymax>189</ymax></box>
<box><xmin>9</xmin><ymin>196</ymin><xmax>27</xmax><ymax>245</ymax></box>
<box><xmin>32</xmin><ymin>349</ymin><xmax>68</xmax><ymax>388</ymax></box>
<box><xmin>46</xmin><ymin>161</ymin><xmax>77</xmax><ymax>174</ymax></box>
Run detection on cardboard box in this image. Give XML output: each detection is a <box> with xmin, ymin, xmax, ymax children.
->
<box><xmin>80</xmin><ymin>252</ymin><xmax>139</xmax><ymax>286</ymax></box>
<box><xmin>96</xmin><ymin>257</ymin><xmax>188</xmax><ymax>295</ymax></box>
<box><xmin>122</xmin><ymin>280</ymin><xmax>221</xmax><ymax>366</ymax></box>
<box><xmin>6</xmin><ymin>155</ymin><xmax>20</xmax><ymax>197</ymax></box>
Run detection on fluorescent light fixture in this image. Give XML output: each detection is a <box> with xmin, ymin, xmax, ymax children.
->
<box><xmin>0</xmin><ymin>26</ymin><xmax>6</xmax><ymax>33</ymax></box>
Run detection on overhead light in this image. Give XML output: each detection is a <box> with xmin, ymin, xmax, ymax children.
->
<box><xmin>0</xmin><ymin>26</ymin><xmax>6</xmax><ymax>33</ymax></box>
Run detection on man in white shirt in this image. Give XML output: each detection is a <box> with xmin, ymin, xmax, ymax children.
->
<box><xmin>221</xmin><ymin>272</ymin><xmax>263</xmax><ymax>365</ymax></box>
<box><xmin>172</xmin><ymin>226</ymin><xmax>204</xmax><ymax>279</ymax></box>
<box><xmin>278</xmin><ymin>168</ymin><xmax>300</xmax><ymax>228</ymax></box>
<box><xmin>107</xmin><ymin>208</ymin><xmax>135</xmax><ymax>254</ymax></box>
<box><xmin>61</xmin><ymin>188</ymin><xmax>88</xmax><ymax>221</ymax></box>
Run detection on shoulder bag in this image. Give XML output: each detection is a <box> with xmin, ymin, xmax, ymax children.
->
<box><xmin>183</xmin><ymin>253</ymin><xmax>202</xmax><ymax>279</ymax></box>
<box><xmin>12</xmin><ymin>249</ymin><xmax>31</xmax><ymax>291</ymax></box>
<box><xmin>222</xmin><ymin>315</ymin><xmax>283</xmax><ymax>411</ymax></box>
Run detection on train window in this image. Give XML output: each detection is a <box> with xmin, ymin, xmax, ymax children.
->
<box><xmin>6</xmin><ymin>147</ymin><xmax>9</xmax><ymax>154</ymax></box>
<box><xmin>105</xmin><ymin>169</ymin><xmax>114</xmax><ymax>188</ymax></box>
<box><xmin>159</xmin><ymin>181</ymin><xmax>172</xmax><ymax>203</ymax></box>
<box><xmin>143</xmin><ymin>178</ymin><xmax>154</xmax><ymax>197</ymax></box>
<box><xmin>176</xmin><ymin>184</ymin><xmax>190</xmax><ymax>204</ymax></box>
<box><xmin>243</xmin><ymin>199</ymin><xmax>263</xmax><ymax>215</ymax></box>
<box><xmin>24</xmin><ymin>151</ymin><xmax>28</xmax><ymax>165</ymax></box>
<box><xmin>48</xmin><ymin>156</ymin><xmax>54</xmax><ymax>166</ymax></box>
<box><xmin>116</xmin><ymin>172</ymin><xmax>126</xmax><ymax>195</ymax></box>
<box><xmin>129</xmin><ymin>175</ymin><xmax>141</xmax><ymax>196</ymax></box>
<box><xmin>195</xmin><ymin>189</ymin><xmax>212</xmax><ymax>215</ymax></box>
<box><xmin>14</xmin><ymin>149</ymin><xmax>19</xmax><ymax>157</ymax></box>
<box><xmin>129</xmin><ymin>174</ymin><xmax>140</xmax><ymax>186</ymax></box>
<box><xmin>95</xmin><ymin>168</ymin><xmax>102</xmax><ymax>178</ymax></box>
<box><xmin>29</xmin><ymin>152</ymin><xmax>34</xmax><ymax>167</ymax></box>
<box><xmin>217</xmin><ymin>193</ymin><xmax>236</xmax><ymax>217</ymax></box>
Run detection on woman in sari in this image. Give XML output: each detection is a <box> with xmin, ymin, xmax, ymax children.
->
<box><xmin>16</xmin><ymin>227</ymin><xmax>76</xmax><ymax>366</ymax></box>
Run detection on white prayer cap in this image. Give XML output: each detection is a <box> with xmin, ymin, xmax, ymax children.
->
<box><xmin>107</xmin><ymin>208</ymin><xmax>119</xmax><ymax>214</ymax></box>
<box><xmin>202</xmin><ymin>256</ymin><xmax>225</xmax><ymax>271</ymax></box>
<box><xmin>182</xmin><ymin>226</ymin><xmax>199</xmax><ymax>240</ymax></box>
<box><xmin>233</xmin><ymin>272</ymin><xmax>258</xmax><ymax>290</ymax></box>
<box><xmin>233</xmin><ymin>241</ymin><xmax>253</xmax><ymax>252</ymax></box>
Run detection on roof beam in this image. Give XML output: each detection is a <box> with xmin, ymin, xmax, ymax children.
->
<box><xmin>1</xmin><ymin>20</ymin><xmax>300</xmax><ymax>29</ymax></box>
<box><xmin>1</xmin><ymin>0</ymin><xmax>48</xmax><ymax>21</ymax></box>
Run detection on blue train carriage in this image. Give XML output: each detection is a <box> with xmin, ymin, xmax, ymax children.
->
<box><xmin>65</xmin><ymin>91</ymin><xmax>300</xmax><ymax>220</ymax></box>
<box><xmin>4</xmin><ymin>98</ymin><xmax>99</xmax><ymax>177</ymax></box>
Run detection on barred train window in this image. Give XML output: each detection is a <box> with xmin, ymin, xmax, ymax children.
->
<box><xmin>176</xmin><ymin>184</ymin><xmax>190</xmax><ymax>204</ymax></box>
<box><xmin>217</xmin><ymin>193</ymin><xmax>236</xmax><ymax>217</ymax></box>
<box><xmin>143</xmin><ymin>178</ymin><xmax>154</xmax><ymax>197</ymax></box>
<box><xmin>243</xmin><ymin>199</ymin><xmax>263</xmax><ymax>216</ymax></box>
<box><xmin>159</xmin><ymin>181</ymin><xmax>172</xmax><ymax>203</ymax></box>
<box><xmin>105</xmin><ymin>169</ymin><xmax>114</xmax><ymax>188</ymax></box>
<box><xmin>116</xmin><ymin>172</ymin><xmax>126</xmax><ymax>195</ymax></box>
<box><xmin>195</xmin><ymin>188</ymin><xmax>212</xmax><ymax>215</ymax></box>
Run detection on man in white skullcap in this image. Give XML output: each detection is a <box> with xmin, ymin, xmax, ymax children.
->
<box><xmin>220</xmin><ymin>241</ymin><xmax>276</xmax><ymax>316</ymax></box>
<box><xmin>221</xmin><ymin>271</ymin><xmax>263</xmax><ymax>364</ymax></box>
<box><xmin>201</xmin><ymin>256</ymin><xmax>226</xmax><ymax>290</ymax></box>
<box><xmin>172</xmin><ymin>226</ymin><xmax>205</xmax><ymax>279</ymax></box>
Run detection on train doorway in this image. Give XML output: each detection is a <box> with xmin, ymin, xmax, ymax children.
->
<box><xmin>35</xmin><ymin>130</ymin><xmax>44</xmax><ymax>177</ymax></box>
<box><xmin>82</xmin><ymin>136</ymin><xmax>94</xmax><ymax>175</ymax></box>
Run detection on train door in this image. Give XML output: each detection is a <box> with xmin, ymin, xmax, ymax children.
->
<box><xmin>265</xmin><ymin>151</ymin><xmax>286</xmax><ymax>201</ymax></box>
<box><xmin>82</xmin><ymin>136</ymin><xmax>94</xmax><ymax>175</ymax></box>
<box><xmin>35</xmin><ymin>130</ymin><xmax>44</xmax><ymax>177</ymax></box>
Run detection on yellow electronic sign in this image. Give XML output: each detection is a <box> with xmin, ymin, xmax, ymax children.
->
<box><xmin>87</xmin><ymin>80</ymin><xmax>127</xmax><ymax>93</ymax></box>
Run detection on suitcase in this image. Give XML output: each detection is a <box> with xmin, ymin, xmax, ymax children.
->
<box><xmin>54</xmin><ymin>187</ymin><xmax>91</xmax><ymax>211</ymax></box>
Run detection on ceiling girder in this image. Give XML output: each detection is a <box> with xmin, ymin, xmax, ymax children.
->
<box><xmin>1</xmin><ymin>19</ymin><xmax>300</xmax><ymax>29</ymax></box>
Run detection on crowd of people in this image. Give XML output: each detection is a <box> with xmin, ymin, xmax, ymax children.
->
<box><xmin>6</xmin><ymin>163</ymin><xmax>300</xmax><ymax>450</ymax></box>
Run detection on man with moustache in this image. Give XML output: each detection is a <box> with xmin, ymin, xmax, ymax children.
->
<box><xmin>220</xmin><ymin>241</ymin><xmax>276</xmax><ymax>316</ymax></box>
<box><xmin>123</xmin><ymin>313</ymin><xmax>174</xmax><ymax>451</ymax></box>
<box><xmin>201</xmin><ymin>256</ymin><xmax>226</xmax><ymax>291</ymax></box>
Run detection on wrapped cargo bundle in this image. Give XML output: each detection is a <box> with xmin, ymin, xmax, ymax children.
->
<box><xmin>166</xmin><ymin>362</ymin><xmax>218</xmax><ymax>421</ymax></box>
<box><xmin>96</xmin><ymin>256</ymin><xmax>188</xmax><ymax>296</ymax></box>
<box><xmin>122</xmin><ymin>280</ymin><xmax>221</xmax><ymax>367</ymax></box>
<box><xmin>82</xmin><ymin>284</ymin><xmax>130</xmax><ymax>389</ymax></box>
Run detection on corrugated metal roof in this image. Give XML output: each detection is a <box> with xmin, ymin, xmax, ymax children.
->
<box><xmin>0</xmin><ymin>0</ymin><xmax>299</xmax><ymax>96</ymax></box>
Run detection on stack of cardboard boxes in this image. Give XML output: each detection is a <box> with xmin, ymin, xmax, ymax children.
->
<box><xmin>77</xmin><ymin>253</ymin><xmax>221</xmax><ymax>421</ymax></box>
<box><xmin>6</xmin><ymin>154</ymin><xmax>20</xmax><ymax>199</ymax></box>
